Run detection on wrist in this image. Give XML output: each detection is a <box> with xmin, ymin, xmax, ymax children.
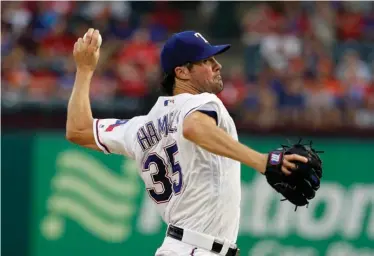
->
<box><xmin>73</xmin><ymin>68</ymin><xmax>94</xmax><ymax>90</ymax></box>
<box><xmin>254</xmin><ymin>153</ymin><xmax>268</xmax><ymax>174</ymax></box>
<box><xmin>76</xmin><ymin>68</ymin><xmax>95</xmax><ymax>76</ymax></box>
<box><xmin>246</xmin><ymin>151</ymin><xmax>267</xmax><ymax>174</ymax></box>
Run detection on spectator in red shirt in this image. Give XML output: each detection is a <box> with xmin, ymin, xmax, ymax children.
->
<box><xmin>40</xmin><ymin>18</ymin><xmax>75</xmax><ymax>57</ymax></box>
<box><xmin>117</xmin><ymin>28</ymin><xmax>159</xmax><ymax>73</ymax></box>
<box><xmin>116</xmin><ymin>61</ymin><xmax>148</xmax><ymax>98</ymax></box>
<box><xmin>151</xmin><ymin>2</ymin><xmax>182</xmax><ymax>32</ymax></box>
<box><xmin>336</xmin><ymin>8</ymin><xmax>364</xmax><ymax>41</ymax></box>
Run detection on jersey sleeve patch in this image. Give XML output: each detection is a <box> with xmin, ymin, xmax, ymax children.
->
<box><xmin>104</xmin><ymin>119</ymin><xmax>129</xmax><ymax>132</ymax></box>
<box><xmin>93</xmin><ymin>118</ymin><xmax>136</xmax><ymax>158</ymax></box>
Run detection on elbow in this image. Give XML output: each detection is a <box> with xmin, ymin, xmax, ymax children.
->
<box><xmin>65</xmin><ymin>121</ymin><xmax>77</xmax><ymax>143</ymax></box>
<box><xmin>65</xmin><ymin>123</ymin><xmax>86</xmax><ymax>144</ymax></box>
<box><xmin>66</xmin><ymin>129</ymin><xmax>79</xmax><ymax>144</ymax></box>
<box><xmin>65</xmin><ymin>118</ymin><xmax>93</xmax><ymax>144</ymax></box>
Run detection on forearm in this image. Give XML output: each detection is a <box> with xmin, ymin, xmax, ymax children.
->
<box><xmin>66</xmin><ymin>69</ymin><xmax>94</xmax><ymax>132</ymax></box>
<box><xmin>183</xmin><ymin>114</ymin><xmax>266</xmax><ymax>173</ymax></box>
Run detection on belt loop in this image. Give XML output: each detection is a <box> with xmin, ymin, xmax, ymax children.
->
<box><xmin>166</xmin><ymin>224</ymin><xmax>175</xmax><ymax>238</ymax></box>
<box><xmin>220</xmin><ymin>239</ymin><xmax>230</xmax><ymax>256</ymax></box>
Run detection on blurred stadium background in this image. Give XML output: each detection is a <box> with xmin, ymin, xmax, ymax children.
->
<box><xmin>2</xmin><ymin>1</ymin><xmax>374</xmax><ymax>256</ymax></box>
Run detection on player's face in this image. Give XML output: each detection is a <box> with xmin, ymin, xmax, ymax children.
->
<box><xmin>189</xmin><ymin>57</ymin><xmax>223</xmax><ymax>94</ymax></box>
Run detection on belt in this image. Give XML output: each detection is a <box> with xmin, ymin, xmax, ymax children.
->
<box><xmin>166</xmin><ymin>225</ymin><xmax>239</xmax><ymax>256</ymax></box>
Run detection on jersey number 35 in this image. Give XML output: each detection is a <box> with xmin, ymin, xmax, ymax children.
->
<box><xmin>142</xmin><ymin>142</ymin><xmax>183</xmax><ymax>204</ymax></box>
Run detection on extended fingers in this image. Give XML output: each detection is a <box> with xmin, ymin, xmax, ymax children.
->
<box><xmin>281</xmin><ymin>154</ymin><xmax>308</xmax><ymax>176</ymax></box>
<box><xmin>285</xmin><ymin>154</ymin><xmax>308</xmax><ymax>163</ymax></box>
<box><xmin>281</xmin><ymin>159</ymin><xmax>297</xmax><ymax>176</ymax></box>
<box><xmin>283</xmin><ymin>159</ymin><xmax>297</xmax><ymax>170</ymax></box>
<box><xmin>281</xmin><ymin>166</ymin><xmax>292</xmax><ymax>176</ymax></box>
<box><xmin>74</xmin><ymin>41</ymin><xmax>78</xmax><ymax>52</ymax></box>
<box><xmin>73</xmin><ymin>38</ymin><xmax>83</xmax><ymax>52</ymax></box>
<box><xmin>90</xmin><ymin>29</ymin><xmax>100</xmax><ymax>48</ymax></box>
<box><xmin>84</xmin><ymin>28</ymin><xmax>95</xmax><ymax>44</ymax></box>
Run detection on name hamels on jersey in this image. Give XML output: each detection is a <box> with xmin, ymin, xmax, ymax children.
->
<box><xmin>93</xmin><ymin>93</ymin><xmax>241</xmax><ymax>242</ymax></box>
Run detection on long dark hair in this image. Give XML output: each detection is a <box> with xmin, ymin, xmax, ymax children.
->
<box><xmin>161</xmin><ymin>72</ymin><xmax>175</xmax><ymax>96</ymax></box>
<box><xmin>160</xmin><ymin>63</ymin><xmax>194</xmax><ymax>96</ymax></box>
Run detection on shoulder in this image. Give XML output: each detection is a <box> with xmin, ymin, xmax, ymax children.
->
<box><xmin>180</xmin><ymin>93</ymin><xmax>227</xmax><ymax>123</ymax></box>
<box><xmin>192</xmin><ymin>92</ymin><xmax>221</xmax><ymax>101</ymax></box>
<box><xmin>184</xmin><ymin>93</ymin><xmax>223</xmax><ymax>107</ymax></box>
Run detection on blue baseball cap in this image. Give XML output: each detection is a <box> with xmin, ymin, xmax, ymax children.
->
<box><xmin>160</xmin><ymin>31</ymin><xmax>231</xmax><ymax>74</ymax></box>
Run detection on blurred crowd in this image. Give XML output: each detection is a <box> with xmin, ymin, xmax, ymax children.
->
<box><xmin>2</xmin><ymin>1</ymin><xmax>374</xmax><ymax>129</ymax></box>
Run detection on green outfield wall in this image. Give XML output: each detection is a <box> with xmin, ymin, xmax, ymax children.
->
<box><xmin>2</xmin><ymin>132</ymin><xmax>373</xmax><ymax>256</ymax></box>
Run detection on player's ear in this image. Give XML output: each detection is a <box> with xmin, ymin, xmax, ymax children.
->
<box><xmin>174</xmin><ymin>66</ymin><xmax>191</xmax><ymax>80</ymax></box>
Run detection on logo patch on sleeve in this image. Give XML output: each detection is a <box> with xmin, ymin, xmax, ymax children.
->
<box><xmin>164</xmin><ymin>99</ymin><xmax>174</xmax><ymax>106</ymax></box>
<box><xmin>105</xmin><ymin>119</ymin><xmax>129</xmax><ymax>132</ymax></box>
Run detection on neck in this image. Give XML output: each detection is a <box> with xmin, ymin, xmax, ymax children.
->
<box><xmin>173</xmin><ymin>80</ymin><xmax>202</xmax><ymax>96</ymax></box>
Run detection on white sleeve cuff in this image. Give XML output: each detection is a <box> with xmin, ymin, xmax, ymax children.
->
<box><xmin>93</xmin><ymin>119</ymin><xmax>111</xmax><ymax>154</ymax></box>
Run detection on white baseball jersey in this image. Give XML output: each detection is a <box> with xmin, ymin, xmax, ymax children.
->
<box><xmin>93</xmin><ymin>92</ymin><xmax>241</xmax><ymax>243</ymax></box>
